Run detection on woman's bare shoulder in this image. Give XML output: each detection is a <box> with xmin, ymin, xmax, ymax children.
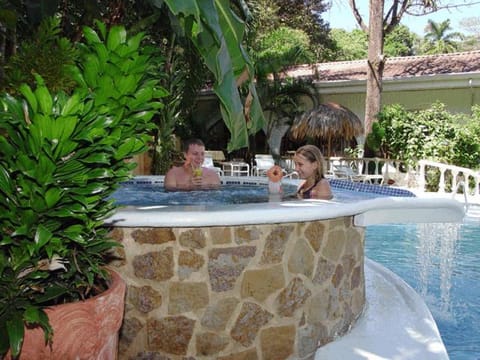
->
<box><xmin>313</xmin><ymin>178</ymin><xmax>333</xmax><ymax>199</ymax></box>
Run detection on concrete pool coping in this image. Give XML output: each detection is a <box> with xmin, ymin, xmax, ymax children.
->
<box><xmin>107</xmin><ymin>196</ymin><xmax>464</xmax><ymax>227</ymax></box>
<box><xmin>315</xmin><ymin>258</ymin><xmax>449</xmax><ymax>360</ymax></box>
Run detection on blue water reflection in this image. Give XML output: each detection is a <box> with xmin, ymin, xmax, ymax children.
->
<box><xmin>366</xmin><ymin>215</ymin><xmax>480</xmax><ymax>360</ymax></box>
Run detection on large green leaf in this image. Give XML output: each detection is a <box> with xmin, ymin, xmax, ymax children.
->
<box><xmin>53</xmin><ymin>124</ymin><xmax>79</xmax><ymax>153</ymax></box>
<box><xmin>161</xmin><ymin>0</ymin><xmax>265</xmax><ymax>150</ymax></box>
<box><xmin>34</xmin><ymin>224</ymin><xmax>53</xmax><ymax>249</ymax></box>
<box><xmin>82</xmin><ymin>25</ymin><xmax>102</xmax><ymax>45</ymax></box>
<box><xmin>34</xmin><ymin>85</ymin><xmax>53</xmax><ymax>116</ymax></box>
<box><xmin>92</xmin><ymin>43</ymin><xmax>109</xmax><ymax>68</ymax></box>
<box><xmin>24</xmin><ymin>306</ymin><xmax>52</xmax><ymax>345</ymax></box>
<box><xmin>0</xmin><ymin>166</ymin><xmax>14</xmax><ymax>200</ymax></box>
<box><xmin>211</xmin><ymin>0</ymin><xmax>247</xmax><ymax>76</ymax></box>
<box><xmin>44</xmin><ymin>187</ymin><xmax>63</xmax><ymax>208</ymax></box>
<box><xmin>34</xmin><ymin>287</ymin><xmax>69</xmax><ymax>305</ymax></box>
<box><xmin>127</xmin><ymin>32</ymin><xmax>144</xmax><ymax>53</ymax></box>
<box><xmin>83</xmin><ymin>54</ymin><xmax>100</xmax><ymax>87</ymax></box>
<box><xmin>80</xmin><ymin>153</ymin><xmax>110</xmax><ymax>164</ymax></box>
<box><xmin>106</xmin><ymin>25</ymin><xmax>126</xmax><ymax>51</ymax></box>
<box><xmin>114</xmin><ymin>74</ymin><xmax>137</xmax><ymax>94</ymax></box>
<box><xmin>84</xmin><ymin>168</ymin><xmax>113</xmax><ymax>179</ymax></box>
<box><xmin>6</xmin><ymin>313</ymin><xmax>24</xmax><ymax>358</ymax></box>
<box><xmin>35</xmin><ymin>156</ymin><xmax>56</xmax><ymax>184</ymax></box>
<box><xmin>16</xmin><ymin>154</ymin><xmax>37</xmax><ymax>174</ymax></box>
<box><xmin>19</xmin><ymin>84</ymin><xmax>38</xmax><ymax>113</ymax></box>
<box><xmin>60</xmin><ymin>93</ymin><xmax>82</xmax><ymax>116</ymax></box>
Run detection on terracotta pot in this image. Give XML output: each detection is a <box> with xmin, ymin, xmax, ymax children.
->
<box><xmin>6</xmin><ymin>269</ymin><xmax>126</xmax><ymax>360</ymax></box>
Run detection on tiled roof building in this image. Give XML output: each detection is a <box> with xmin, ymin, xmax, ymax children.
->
<box><xmin>284</xmin><ymin>51</ymin><xmax>480</xmax><ymax>81</ymax></box>
<box><xmin>275</xmin><ymin>51</ymin><xmax>480</xmax><ymax>122</ymax></box>
<box><xmin>193</xmin><ymin>51</ymin><xmax>480</xmax><ymax>153</ymax></box>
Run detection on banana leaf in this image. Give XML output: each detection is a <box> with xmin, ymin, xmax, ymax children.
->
<box><xmin>161</xmin><ymin>0</ymin><xmax>265</xmax><ymax>151</ymax></box>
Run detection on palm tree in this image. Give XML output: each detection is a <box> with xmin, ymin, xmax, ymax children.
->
<box><xmin>422</xmin><ymin>19</ymin><xmax>464</xmax><ymax>54</ymax></box>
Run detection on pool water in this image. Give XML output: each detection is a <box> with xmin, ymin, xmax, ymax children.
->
<box><xmin>365</xmin><ymin>213</ymin><xmax>480</xmax><ymax>359</ymax></box>
<box><xmin>113</xmin><ymin>184</ymin><xmax>298</xmax><ymax>206</ymax></box>
<box><xmin>112</xmin><ymin>183</ymin><xmax>390</xmax><ymax>206</ymax></box>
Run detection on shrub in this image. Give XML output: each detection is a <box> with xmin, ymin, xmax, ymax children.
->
<box><xmin>2</xmin><ymin>17</ymin><xmax>78</xmax><ymax>95</ymax></box>
<box><xmin>369</xmin><ymin>102</ymin><xmax>480</xmax><ymax>170</ymax></box>
<box><xmin>0</xmin><ymin>21</ymin><xmax>166</xmax><ymax>357</ymax></box>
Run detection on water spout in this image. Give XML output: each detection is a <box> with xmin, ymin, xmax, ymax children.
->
<box><xmin>452</xmin><ymin>180</ymin><xmax>469</xmax><ymax>213</ymax></box>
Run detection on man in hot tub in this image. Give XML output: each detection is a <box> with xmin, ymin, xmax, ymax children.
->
<box><xmin>164</xmin><ymin>139</ymin><xmax>221</xmax><ymax>190</ymax></box>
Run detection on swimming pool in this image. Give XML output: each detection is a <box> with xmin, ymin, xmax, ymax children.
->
<box><xmin>109</xmin><ymin>176</ymin><xmax>463</xmax><ymax>358</ymax></box>
<box><xmin>112</xmin><ymin>178</ymin><xmax>414</xmax><ymax>207</ymax></box>
<box><xmin>365</xmin><ymin>212</ymin><xmax>480</xmax><ymax>360</ymax></box>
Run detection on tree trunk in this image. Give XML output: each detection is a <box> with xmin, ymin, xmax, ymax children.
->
<box><xmin>364</xmin><ymin>0</ymin><xmax>385</xmax><ymax>136</ymax></box>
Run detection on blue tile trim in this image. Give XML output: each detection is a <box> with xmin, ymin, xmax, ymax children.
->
<box><xmin>121</xmin><ymin>176</ymin><xmax>416</xmax><ymax>198</ymax></box>
<box><xmin>329</xmin><ymin>179</ymin><xmax>416</xmax><ymax>197</ymax></box>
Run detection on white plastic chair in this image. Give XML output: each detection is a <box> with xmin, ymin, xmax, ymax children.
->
<box><xmin>204</xmin><ymin>154</ymin><xmax>223</xmax><ymax>176</ymax></box>
<box><xmin>333</xmin><ymin>161</ymin><xmax>383</xmax><ymax>184</ymax></box>
<box><xmin>252</xmin><ymin>154</ymin><xmax>275</xmax><ymax>176</ymax></box>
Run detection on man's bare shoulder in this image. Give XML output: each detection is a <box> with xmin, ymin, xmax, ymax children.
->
<box><xmin>164</xmin><ymin>165</ymin><xmax>186</xmax><ymax>186</ymax></box>
<box><xmin>202</xmin><ymin>167</ymin><xmax>219</xmax><ymax>176</ymax></box>
<box><xmin>165</xmin><ymin>165</ymin><xmax>184</xmax><ymax>176</ymax></box>
<box><xmin>202</xmin><ymin>167</ymin><xmax>221</xmax><ymax>182</ymax></box>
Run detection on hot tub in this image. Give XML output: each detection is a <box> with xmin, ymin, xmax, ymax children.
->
<box><xmin>106</xmin><ymin>176</ymin><xmax>464</xmax><ymax>359</ymax></box>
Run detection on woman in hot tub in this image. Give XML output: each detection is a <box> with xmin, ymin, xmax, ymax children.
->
<box><xmin>294</xmin><ymin>145</ymin><xmax>333</xmax><ymax>200</ymax></box>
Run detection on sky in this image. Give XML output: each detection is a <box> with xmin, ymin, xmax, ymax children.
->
<box><xmin>325</xmin><ymin>0</ymin><xmax>480</xmax><ymax>35</ymax></box>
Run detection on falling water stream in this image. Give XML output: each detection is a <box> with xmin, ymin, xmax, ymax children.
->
<box><xmin>416</xmin><ymin>222</ymin><xmax>459</xmax><ymax>314</ymax></box>
<box><xmin>366</xmin><ymin>216</ymin><xmax>480</xmax><ymax>360</ymax></box>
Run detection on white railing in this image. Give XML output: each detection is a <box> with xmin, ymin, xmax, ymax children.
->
<box><xmin>325</xmin><ymin>157</ymin><xmax>413</xmax><ymax>185</ymax></box>
<box><xmin>416</xmin><ymin>160</ymin><xmax>480</xmax><ymax>203</ymax></box>
<box><xmin>324</xmin><ymin>157</ymin><xmax>480</xmax><ymax>204</ymax></box>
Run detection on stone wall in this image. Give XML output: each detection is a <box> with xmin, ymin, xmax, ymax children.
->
<box><xmin>110</xmin><ymin>216</ymin><xmax>366</xmax><ymax>359</ymax></box>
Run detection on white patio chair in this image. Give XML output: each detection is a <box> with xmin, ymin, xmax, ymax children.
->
<box><xmin>252</xmin><ymin>154</ymin><xmax>275</xmax><ymax>176</ymax></box>
<box><xmin>204</xmin><ymin>154</ymin><xmax>224</xmax><ymax>176</ymax></box>
<box><xmin>333</xmin><ymin>161</ymin><xmax>383</xmax><ymax>184</ymax></box>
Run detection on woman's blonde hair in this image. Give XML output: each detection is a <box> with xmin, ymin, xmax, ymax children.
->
<box><xmin>295</xmin><ymin>145</ymin><xmax>327</xmax><ymax>182</ymax></box>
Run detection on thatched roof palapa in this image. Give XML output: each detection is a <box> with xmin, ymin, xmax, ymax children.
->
<box><xmin>289</xmin><ymin>102</ymin><xmax>364</xmax><ymax>156</ymax></box>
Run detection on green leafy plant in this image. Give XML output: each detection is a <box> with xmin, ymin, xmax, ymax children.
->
<box><xmin>160</xmin><ymin>0</ymin><xmax>265</xmax><ymax>151</ymax></box>
<box><xmin>365</xmin><ymin>121</ymin><xmax>387</xmax><ymax>157</ymax></box>
<box><xmin>0</xmin><ymin>21</ymin><xmax>166</xmax><ymax>358</ymax></box>
<box><xmin>254</xmin><ymin>26</ymin><xmax>314</xmax><ymax>78</ymax></box>
<box><xmin>368</xmin><ymin>102</ymin><xmax>480</xmax><ymax>191</ymax></box>
<box><xmin>150</xmin><ymin>36</ymin><xmax>205</xmax><ymax>175</ymax></box>
<box><xmin>2</xmin><ymin>16</ymin><xmax>78</xmax><ymax>95</ymax></box>
<box><xmin>370</xmin><ymin>102</ymin><xmax>466</xmax><ymax>166</ymax></box>
<box><xmin>452</xmin><ymin>105</ymin><xmax>480</xmax><ymax>169</ymax></box>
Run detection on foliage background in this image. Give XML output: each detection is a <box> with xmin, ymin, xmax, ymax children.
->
<box><xmin>367</xmin><ymin>102</ymin><xmax>480</xmax><ymax>169</ymax></box>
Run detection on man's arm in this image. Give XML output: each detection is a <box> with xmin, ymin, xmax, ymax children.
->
<box><xmin>164</xmin><ymin>168</ymin><xmax>178</xmax><ymax>190</ymax></box>
<box><xmin>203</xmin><ymin>168</ymin><xmax>221</xmax><ymax>186</ymax></box>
